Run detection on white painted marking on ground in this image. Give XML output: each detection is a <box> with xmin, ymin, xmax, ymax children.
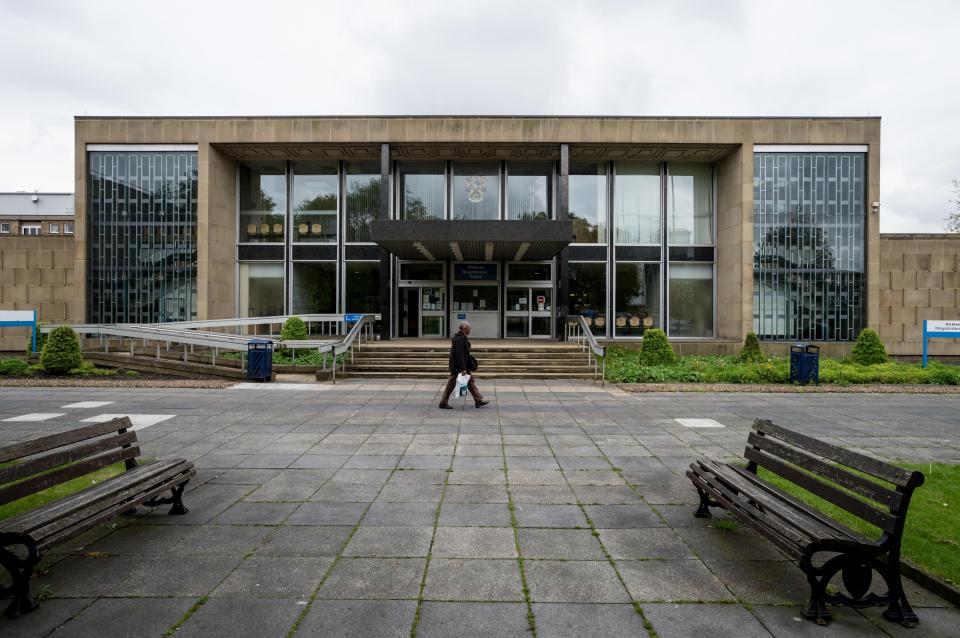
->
<box><xmin>2</xmin><ymin>413</ymin><xmax>66</xmax><ymax>422</ymax></box>
<box><xmin>675</xmin><ymin>418</ymin><xmax>725</xmax><ymax>428</ymax></box>
<box><xmin>228</xmin><ymin>383</ymin><xmax>331</xmax><ymax>391</ymax></box>
<box><xmin>62</xmin><ymin>401</ymin><xmax>115</xmax><ymax>409</ymax></box>
<box><xmin>80</xmin><ymin>414</ymin><xmax>175</xmax><ymax>430</ymax></box>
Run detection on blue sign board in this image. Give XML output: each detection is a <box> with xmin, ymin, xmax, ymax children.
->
<box><xmin>457</xmin><ymin>313</ymin><xmax>466</xmax><ymax>320</ymax></box>
<box><xmin>922</xmin><ymin>320</ymin><xmax>960</xmax><ymax>367</ymax></box>
<box><xmin>344</xmin><ymin>314</ymin><xmax>363</xmax><ymax>323</ymax></box>
<box><xmin>454</xmin><ymin>263</ymin><xmax>497</xmax><ymax>282</ymax></box>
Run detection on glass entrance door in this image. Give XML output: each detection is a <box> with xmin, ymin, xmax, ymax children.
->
<box><xmin>505</xmin><ymin>286</ymin><xmax>553</xmax><ymax>338</ymax></box>
<box><xmin>398</xmin><ymin>286</ymin><xmax>446</xmax><ymax>337</ymax></box>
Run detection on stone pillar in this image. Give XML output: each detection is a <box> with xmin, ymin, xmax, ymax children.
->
<box><xmin>557</xmin><ymin>143</ymin><xmax>570</xmax><ymax>341</ymax></box>
<box><xmin>378</xmin><ymin>143</ymin><xmax>392</xmax><ymax>340</ymax></box>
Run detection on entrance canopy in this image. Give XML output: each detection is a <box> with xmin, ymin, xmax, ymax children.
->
<box><xmin>371</xmin><ymin>219</ymin><xmax>573</xmax><ymax>261</ymax></box>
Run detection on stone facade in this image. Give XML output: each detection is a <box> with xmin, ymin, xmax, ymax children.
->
<box><xmin>879</xmin><ymin>234</ymin><xmax>960</xmax><ymax>356</ymax></box>
<box><xmin>0</xmin><ymin>234</ymin><xmax>77</xmax><ymax>351</ymax></box>
<box><xmin>74</xmin><ymin>115</ymin><xmax>883</xmax><ymax>340</ymax></box>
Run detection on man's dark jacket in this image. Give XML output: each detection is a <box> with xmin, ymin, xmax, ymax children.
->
<box><xmin>448</xmin><ymin>330</ymin><xmax>471</xmax><ymax>374</ymax></box>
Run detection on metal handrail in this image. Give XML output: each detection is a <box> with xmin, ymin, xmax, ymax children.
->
<box><xmin>328</xmin><ymin>315</ymin><xmax>375</xmax><ymax>384</ymax></box>
<box><xmin>567</xmin><ymin>315</ymin><xmax>606</xmax><ymax>385</ymax></box>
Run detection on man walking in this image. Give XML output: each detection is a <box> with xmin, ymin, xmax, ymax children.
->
<box><xmin>438</xmin><ymin>321</ymin><xmax>489</xmax><ymax>409</ymax></box>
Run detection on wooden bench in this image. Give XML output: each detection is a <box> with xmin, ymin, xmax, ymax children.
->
<box><xmin>686</xmin><ymin>418</ymin><xmax>925</xmax><ymax>627</ymax></box>
<box><xmin>0</xmin><ymin>417</ymin><xmax>195</xmax><ymax>618</ymax></box>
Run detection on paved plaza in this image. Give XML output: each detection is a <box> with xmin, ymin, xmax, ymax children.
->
<box><xmin>1</xmin><ymin>380</ymin><xmax>958</xmax><ymax>637</ymax></box>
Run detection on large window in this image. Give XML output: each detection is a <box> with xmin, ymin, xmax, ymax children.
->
<box><xmin>615</xmin><ymin>263</ymin><xmax>660</xmax><ymax>336</ymax></box>
<box><xmin>239</xmin><ymin>262</ymin><xmax>284</xmax><ymax>318</ymax></box>
<box><xmin>292</xmin><ymin>162</ymin><xmax>337</xmax><ymax>243</ymax></box>
<box><xmin>568</xmin><ymin>262</ymin><xmax>607</xmax><ymax>331</ymax></box>
<box><xmin>614</xmin><ymin>162</ymin><xmax>660</xmax><ymax>244</ymax></box>
<box><xmin>400</xmin><ymin>162</ymin><xmax>445</xmax><ymax>220</ymax></box>
<box><xmin>507</xmin><ymin>162</ymin><xmax>551</xmax><ymax>220</ymax></box>
<box><xmin>21</xmin><ymin>224</ymin><xmax>40</xmax><ymax>236</ymax></box>
<box><xmin>292</xmin><ymin>262</ymin><xmax>336</xmax><ymax>314</ymax></box>
<box><xmin>753</xmin><ymin>152</ymin><xmax>866</xmax><ymax>341</ymax></box>
<box><xmin>451</xmin><ymin>162</ymin><xmax>500</xmax><ymax>220</ymax></box>
<box><xmin>88</xmin><ymin>150</ymin><xmax>198</xmax><ymax>323</ymax></box>
<box><xmin>667</xmin><ymin>163</ymin><xmax>712</xmax><ymax>245</ymax></box>
<box><xmin>570</xmin><ymin>163</ymin><xmax>607</xmax><ymax>243</ymax></box>
<box><xmin>346</xmin><ymin>162</ymin><xmax>381</xmax><ymax>243</ymax></box>
<box><xmin>345</xmin><ymin>261</ymin><xmax>380</xmax><ymax>313</ymax></box>
<box><xmin>668</xmin><ymin>263</ymin><xmax>713</xmax><ymax>337</ymax></box>
<box><xmin>239</xmin><ymin>162</ymin><xmax>286</xmax><ymax>243</ymax></box>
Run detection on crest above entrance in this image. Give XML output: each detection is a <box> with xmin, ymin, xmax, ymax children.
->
<box><xmin>371</xmin><ymin>219</ymin><xmax>573</xmax><ymax>261</ymax></box>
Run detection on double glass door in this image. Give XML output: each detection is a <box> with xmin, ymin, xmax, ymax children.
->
<box><xmin>398</xmin><ymin>286</ymin><xmax>445</xmax><ymax>337</ymax></box>
<box><xmin>505</xmin><ymin>286</ymin><xmax>552</xmax><ymax>338</ymax></box>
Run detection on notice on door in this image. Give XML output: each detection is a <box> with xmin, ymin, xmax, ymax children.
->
<box><xmin>536</xmin><ymin>295</ymin><xmax>545</xmax><ymax>311</ymax></box>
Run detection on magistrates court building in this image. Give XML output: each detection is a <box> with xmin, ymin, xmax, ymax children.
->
<box><xmin>73</xmin><ymin>115</ymin><xmax>880</xmax><ymax>348</ymax></box>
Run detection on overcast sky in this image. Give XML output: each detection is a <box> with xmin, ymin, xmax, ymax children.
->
<box><xmin>1</xmin><ymin>0</ymin><xmax>957</xmax><ymax>232</ymax></box>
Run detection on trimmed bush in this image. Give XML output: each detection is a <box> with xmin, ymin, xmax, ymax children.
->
<box><xmin>281</xmin><ymin>316</ymin><xmax>308</xmax><ymax>341</ymax></box>
<box><xmin>738</xmin><ymin>332</ymin><xmax>765</xmax><ymax>363</ymax></box>
<box><xmin>850</xmin><ymin>328</ymin><xmax>888</xmax><ymax>365</ymax></box>
<box><xmin>640</xmin><ymin>328</ymin><xmax>675</xmax><ymax>366</ymax></box>
<box><xmin>0</xmin><ymin>358</ymin><xmax>29</xmax><ymax>376</ymax></box>
<box><xmin>40</xmin><ymin>326</ymin><xmax>83</xmax><ymax>374</ymax></box>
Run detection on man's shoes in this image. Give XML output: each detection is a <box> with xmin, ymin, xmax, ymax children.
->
<box><xmin>438</xmin><ymin>404</ymin><xmax>453</xmax><ymax>410</ymax></box>
<box><xmin>475</xmin><ymin>400</ymin><xmax>489</xmax><ymax>408</ymax></box>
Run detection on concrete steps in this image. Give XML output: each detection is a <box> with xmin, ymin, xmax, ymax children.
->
<box><xmin>342</xmin><ymin>340</ymin><xmax>597</xmax><ymax>380</ymax></box>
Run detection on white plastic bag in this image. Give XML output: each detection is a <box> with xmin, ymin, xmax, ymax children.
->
<box><xmin>456</xmin><ymin>373</ymin><xmax>471</xmax><ymax>397</ymax></box>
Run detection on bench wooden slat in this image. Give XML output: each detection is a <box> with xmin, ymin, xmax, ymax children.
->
<box><xmin>0</xmin><ymin>447</ymin><xmax>139</xmax><ymax>507</ymax></box>
<box><xmin>27</xmin><ymin>463</ymin><xmax>194</xmax><ymax>542</ymax></box>
<box><xmin>0</xmin><ymin>418</ymin><xmax>134</xmax><ymax>464</ymax></box>
<box><xmin>1</xmin><ymin>459</ymin><xmax>188</xmax><ymax>534</ymax></box>
<box><xmin>744</xmin><ymin>447</ymin><xmax>897</xmax><ymax>534</ymax></box>
<box><xmin>0</xmin><ymin>432</ymin><xmax>139</xmax><ymax>487</ymax></box>
<box><xmin>688</xmin><ymin>465</ymin><xmax>813</xmax><ymax>553</ymax></box>
<box><xmin>29</xmin><ymin>469</ymin><xmax>194</xmax><ymax>551</ymax></box>
<box><xmin>754</xmin><ymin>419</ymin><xmax>920</xmax><ymax>488</ymax></box>
<box><xmin>746</xmin><ymin>432</ymin><xmax>903</xmax><ymax>510</ymax></box>
<box><xmin>701</xmin><ymin>459</ymin><xmax>865</xmax><ymax>544</ymax></box>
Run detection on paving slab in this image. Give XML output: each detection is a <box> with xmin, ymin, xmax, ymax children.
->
<box><xmin>532</xmin><ymin>602</ymin><xmax>648</xmax><ymax>637</ymax></box>
<box><xmin>417</xmin><ymin>602</ymin><xmax>530</xmax><ymax>638</ymax></box>
<box><xmin>524</xmin><ymin>560</ymin><xmax>630</xmax><ymax>603</ymax></box>
<box><xmin>51</xmin><ymin>596</ymin><xmax>196</xmax><ymax>638</ymax></box>
<box><xmin>176</xmin><ymin>597</ymin><xmax>303</xmax><ymax>638</ymax></box>
<box><xmin>296</xmin><ymin>600</ymin><xmax>417</xmax><ymax>637</ymax></box>
<box><xmin>318</xmin><ymin>558</ymin><xmax>426</xmax><ymax>600</ymax></box>
<box><xmin>423</xmin><ymin>558</ymin><xmax>524</xmax><ymax>601</ymax></box>
<box><xmin>642</xmin><ymin>602</ymin><xmax>773</xmax><ymax>638</ymax></box>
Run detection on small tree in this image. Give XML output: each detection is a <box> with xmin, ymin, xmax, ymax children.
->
<box><xmin>640</xmin><ymin>328</ymin><xmax>676</xmax><ymax>366</ymax></box>
<box><xmin>946</xmin><ymin>178</ymin><xmax>960</xmax><ymax>233</ymax></box>
<box><xmin>26</xmin><ymin>321</ymin><xmax>48</xmax><ymax>356</ymax></box>
<box><xmin>738</xmin><ymin>331</ymin><xmax>765</xmax><ymax>363</ymax></box>
<box><xmin>281</xmin><ymin>316</ymin><xmax>308</xmax><ymax>341</ymax></box>
<box><xmin>850</xmin><ymin>328</ymin><xmax>888</xmax><ymax>365</ymax></box>
<box><xmin>40</xmin><ymin>326</ymin><xmax>83</xmax><ymax>374</ymax></box>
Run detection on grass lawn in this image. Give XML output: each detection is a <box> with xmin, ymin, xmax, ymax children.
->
<box><xmin>604</xmin><ymin>348</ymin><xmax>960</xmax><ymax>385</ymax></box>
<box><xmin>759</xmin><ymin>463</ymin><xmax>959</xmax><ymax>587</ymax></box>
<box><xmin>0</xmin><ymin>462</ymin><xmax>125</xmax><ymax>520</ymax></box>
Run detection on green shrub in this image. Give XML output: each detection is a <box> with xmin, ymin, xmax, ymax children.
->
<box><xmin>67</xmin><ymin>361</ymin><xmax>97</xmax><ymax>376</ymax></box>
<box><xmin>738</xmin><ymin>332</ymin><xmax>765</xmax><ymax>363</ymax></box>
<box><xmin>640</xmin><ymin>328</ymin><xmax>675</xmax><ymax>366</ymax></box>
<box><xmin>40</xmin><ymin>326</ymin><xmax>83</xmax><ymax>374</ymax></box>
<box><xmin>24</xmin><ymin>363</ymin><xmax>45</xmax><ymax>376</ymax></box>
<box><xmin>0</xmin><ymin>358</ymin><xmax>29</xmax><ymax>376</ymax></box>
<box><xmin>281</xmin><ymin>316</ymin><xmax>308</xmax><ymax>341</ymax></box>
<box><xmin>850</xmin><ymin>328</ymin><xmax>888</xmax><ymax>365</ymax></box>
<box><xmin>124</xmin><ymin>369</ymin><xmax>140</xmax><ymax>377</ymax></box>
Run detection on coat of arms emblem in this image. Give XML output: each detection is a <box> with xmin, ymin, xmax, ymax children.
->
<box><xmin>464</xmin><ymin>176</ymin><xmax>486</xmax><ymax>203</ymax></box>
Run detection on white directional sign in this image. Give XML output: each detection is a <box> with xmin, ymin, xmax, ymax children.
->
<box><xmin>922</xmin><ymin>319</ymin><xmax>960</xmax><ymax>367</ymax></box>
<box><xmin>925</xmin><ymin>320</ymin><xmax>960</xmax><ymax>333</ymax></box>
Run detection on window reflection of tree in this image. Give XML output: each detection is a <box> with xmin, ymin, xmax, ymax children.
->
<box><xmin>346</xmin><ymin>177</ymin><xmax>381</xmax><ymax>242</ymax></box>
<box><xmin>569</xmin><ymin>210</ymin><xmax>597</xmax><ymax>242</ymax></box>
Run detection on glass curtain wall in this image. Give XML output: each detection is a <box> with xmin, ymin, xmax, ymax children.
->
<box><xmin>451</xmin><ymin>162</ymin><xmax>499</xmax><ymax>220</ymax></box>
<box><xmin>292</xmin><ymin>162</ymin><xmax>338</xmax><ymax>243</ymax></box>
<box><xmin>345</xmin><ymin>162</ymin><xmax>381</xmax><ymax>243</ymax></box>
<box><xmin>668</xmin><ymin>264</ymin><xmax>713</xmax><ymax>337</ymax></box>
<box><xmin>345</xmin><ymin>261</ymin><xmax>380</xmax><ymax>312</ymax></box>
<box><xmin>507</xmin><ymin>162</ymin><xmax>551</xmax><ymax>220</ymax></box>
<box><xmin>569</xmin><ymin>163</ymin><xmax>607</xmax><ymax>243</ymax></box>
<box><xmin>614</xmin><ymin>263</ymin><xmax>660</xmax><ymax>336</ymax></box>
<box><xmin>239</xmin><ymin>162</ymin><xmax>286</xmax><ymax>243</ymax></box>
<box><xmin>568</xmin><ymin>262</ymin><xmax>607</xmax><ymax>331</ymax></box>
<box><xmin>88</xmin><ymin>151</ymin><xmax>198</xmax><ymax>323</ymax></box>
<box><xmin>753</xmin><ymin>152</ymin><xmax>866</xmax><ymax>341</ymax></box>
<box><xmin>239</xmin><ymin>262</ymin><xmax>284</xmax><ymax>317</ymax></box>
<box><xmin>292</xmin><ymin>262</ymin><xmax>336</xmax><ymax>314</ymax></box>
<box><xmin>614</xmin><ymin>162</ymin><xmax>660</xmax><ymax>244</ymax></box>
<box><xmin>400</xmin><ymin>162</ymin><xmax>445</xmax><ymax>219</ymax></box>
<box><xmin>667</xmin><ymin>163</ymin><xmax>713</xmax><ymax>245</ymax></box>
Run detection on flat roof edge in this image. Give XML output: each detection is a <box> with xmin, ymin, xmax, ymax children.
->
<box><xmin>74</xmin><ymin>114</ymin><xmax>883</xmax><ymax>121</ymax></box>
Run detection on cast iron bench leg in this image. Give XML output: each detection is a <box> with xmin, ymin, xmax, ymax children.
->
<box><xmin>143</xmin><ymin>481</ymin><xmax>190</xmax><ymax>515</ymax></box>
<box><xmin>0</xmin><ymin>543</ymin><xmax>39</xmax><ymax>619</ymax></box>
<box><xmin>694</xmin><ymin>486</ymin><xmax>713</xmax><ymax>518</ymax></box>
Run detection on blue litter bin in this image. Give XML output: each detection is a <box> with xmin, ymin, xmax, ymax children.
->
<box><xmin>247</xmin><ymin>339</ymin><xmax>273</xmax><ymax>382</ymax></box>
<box><xmin>789</xmin><ymin>343</ymin><xmax>820</xmax><ymax>385</ymax></box>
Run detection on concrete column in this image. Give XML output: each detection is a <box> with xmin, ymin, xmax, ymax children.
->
<box><xmin>378</xmin><ymin>143</ymin><xmax>392</xmax><ymax>340</ymax></box>
<box><xmin>557</xmin><ymin>143</ymin><xmax>570</xmax><ymax>340</ymax></box>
